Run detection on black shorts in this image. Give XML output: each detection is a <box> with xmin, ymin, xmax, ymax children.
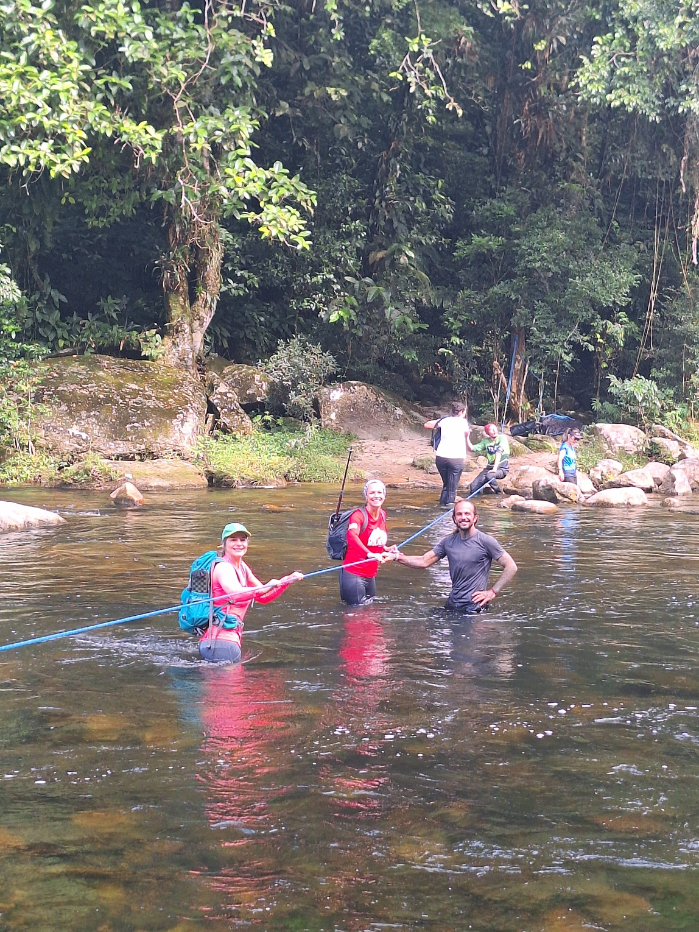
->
<box><xmin>444</xmin><ymin>600</ymin><xmax>488</xmax><ymax>615</ymax></box>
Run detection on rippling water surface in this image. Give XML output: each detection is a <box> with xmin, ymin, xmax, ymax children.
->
<box><xmin>1</xmin><ymin>486</ymin><xmax>699</xmax><ymax>931</ymax></box>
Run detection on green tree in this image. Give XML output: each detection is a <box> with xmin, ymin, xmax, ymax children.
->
<box><xmin>0</xmin><ymin>0</ymin><xmax>315</xmax><ymax>368</ymax></box>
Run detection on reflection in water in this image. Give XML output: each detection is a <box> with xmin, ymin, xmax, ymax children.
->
<box><xmin>3</xmin><ymin>491</ymin><xmax>699</xmax><ymax>929</ymax></box>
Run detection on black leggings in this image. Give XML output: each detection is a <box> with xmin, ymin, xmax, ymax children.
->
<box><xmin>435</xmin><ymin>456</ymin><xmax>464</xmax><ymax>506</ymax></box>
<box><xmin>470</xmin><ymin>465</ymin><xmax>509</xmax><ymax>494</ymax></box>
<box><xmin>339</xmin><ymin>568</ymin><xmax>377</xmax><ymax>606</ymax></box>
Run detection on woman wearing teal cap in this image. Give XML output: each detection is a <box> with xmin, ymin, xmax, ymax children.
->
<box><xmin>199</xmin><ymin>522</ymin><xmax>303</xmax><ymax>663</ymax></box>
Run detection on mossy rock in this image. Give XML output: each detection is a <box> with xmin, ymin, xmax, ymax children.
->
<box><xmin>412</xmin><ymin>454</ymin><xmax>436</xmax><ymax>471</ymax></box>
<box><xmin>508</xmin><ymin>438</ymin><xmax>529</xmax><ymax>458</ymax></box>
<box><xmin>521</xmin><ymin>434</ymin><xmax>559</xmax><ymax>453</ymax></box>
<box><xmin>35</xmin><ymin>355</ymin><xmax>206</xmax><ymax>458</ymax></box>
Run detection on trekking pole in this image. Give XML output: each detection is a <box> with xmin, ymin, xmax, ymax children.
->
<box><xmin>334</xmin><ymin>446</ymin><xmax>353</xmax><ymax>520</ymax></box>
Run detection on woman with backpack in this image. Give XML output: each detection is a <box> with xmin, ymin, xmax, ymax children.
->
<box><xmin>201</xmin><ymin>522</ymin><xmax>303</xmax><ymax>663</ymax></box>
<box><xmin>340</xmin><ymin>479</ymin><xmax>393</xmax><ymax>606</ymax></box>
<box><xmin>423</xmin><ymin>401</ymin><xmax>470</xmax><ymax>506</ymax></box>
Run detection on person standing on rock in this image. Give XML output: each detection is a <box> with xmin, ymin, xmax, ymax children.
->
<box><xmin>202</xmin><ymin>523</ymin><xmax>303</xmax><ymax>663</ymax></box>
<box><xmin>467</xmin><ymin>423</ymin><xmax>510</xmax><ymax>494</ymax></box>
<box><xmin>391</xmin><ymin>498</ymin><xmax>518</xmax><ymax>614</ymax></box>
<box><xmin>558</xmin><ymin>429</ymin><xmax>581</xmax><ymax>485</ymax></box>
<box><xmin>423</xmin><ymin>402</ymin><xmax>471</xmax><ymax>506</ymax></box>
<box><xmin>340</xmin><ymin>479</ymin><xmax>393</xmax><ymax>606</ymax></box>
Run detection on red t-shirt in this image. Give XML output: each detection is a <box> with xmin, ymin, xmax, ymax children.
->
<box><xmin>343</xmin><ymin>508</ymin><xmax>387</xmax><ymax>578</ymax></box>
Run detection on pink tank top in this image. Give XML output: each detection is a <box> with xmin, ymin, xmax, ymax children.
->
<box><xmin>212</xmin><ymin>558</ymin><xmax>253</xmax><ymax>619</ymax></box>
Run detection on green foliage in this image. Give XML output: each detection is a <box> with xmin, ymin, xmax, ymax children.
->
<box><xmin>607</xmin><ymin>374</ymin><xmax>669</xmax><ymax>428</ymax></box>
<box><xmin>195</xmin><ymin>425</ymin><xmax>355</xmax><ymax>485</ymax></box>
<box><xmin>56</xmin><ymin>453</ymin><xmax>120</xmax><ymax>485</ymax></box>
<box><xmin>0</xmin><ymin>450</ymin><xmax>58</xmax><ymax>486</ymax></box>
<box><xmin>263</xmin><ymin>337</ymin><xmax>337</xmax><ymax>422</ymax></box>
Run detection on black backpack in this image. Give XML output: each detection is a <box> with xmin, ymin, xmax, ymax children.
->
<box><xmin>326</xmin><ymin>506</ymin><xmax>369</xmax><ymax>560</ymax></box>
<box><xmin>431</xmin><ymin>418</ymin><xmax>444</xmax><ymax>451</ymax></box>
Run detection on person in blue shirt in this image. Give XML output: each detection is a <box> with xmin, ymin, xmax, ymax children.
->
<box><xmin>558</xmin><ymin>429</ymin><xmax>581</xmax><ymax>484</ymax></box>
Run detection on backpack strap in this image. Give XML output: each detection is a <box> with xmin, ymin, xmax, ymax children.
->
<box><xmin>358</xmin><ymin>506</ymin><xmax>369</xmax><ymax>535</ymax></box>
<box><xmin>209</xmin><ymin>557</ymin><xmax>224</xmax><ymax>627</ymax></box>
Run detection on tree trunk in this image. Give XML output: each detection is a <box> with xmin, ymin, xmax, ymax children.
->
<box><xmin>161</xmin><ymin>220</ymin><xmax>223</xmax><ymax>370</ymax></box>
<box><xmin>507</xmin><ymin>328</ymin><xmax>528</xmax><ymax>422</ymax></box>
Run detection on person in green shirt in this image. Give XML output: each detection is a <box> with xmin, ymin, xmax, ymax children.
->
<box><xmin>467</xmin><ymin>422</ymin><xmax>510</xmax><ymax>494</ymax></box>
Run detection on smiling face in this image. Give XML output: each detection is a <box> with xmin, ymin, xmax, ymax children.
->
<box><xmin>364</xmin><ymin>481</ymin><xmax>386</xmax><ymax>509</ymax></box>
<box><xmin>223</xmin><ymin>533</ymin><xmax>249</xmax><ymax>559</ymax></box>
<box><xmin>453</xmin><ymin>500</ymin><xmax>477</xmax><ymax>533</ymax></box>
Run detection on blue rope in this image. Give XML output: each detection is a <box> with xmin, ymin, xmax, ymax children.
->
<box><xmin>0</xmin><ymin>486</ymin><xmax>486</xmax><ymax>653</ymax></box>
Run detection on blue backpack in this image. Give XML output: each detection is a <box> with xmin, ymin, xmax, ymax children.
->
<box><xmin>178</xmin><ymin>551</ymin><xmax>225</xmax><ymax>634</ymax></box>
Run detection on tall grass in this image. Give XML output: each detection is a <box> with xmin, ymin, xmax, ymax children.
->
<box><xmin>195</xmin><ymin>426</ymin><xmax>359</xmax><ymax>485</ymax></box>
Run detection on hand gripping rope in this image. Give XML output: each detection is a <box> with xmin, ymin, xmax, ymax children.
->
<box><xmin>0</xmin><ymin>487</ymin><xmax>485</xmax><ymax>654</ymax></box>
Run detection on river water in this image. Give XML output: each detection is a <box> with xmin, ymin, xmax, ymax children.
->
<box><xmin>1</xmin><ymin>486</ymin><xmax>699</xmax><ymax>931</ymax></box>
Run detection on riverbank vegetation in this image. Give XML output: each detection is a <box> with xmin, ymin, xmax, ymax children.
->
<box><xmin>1</xmin><ymin>0</ymin><xmax>699</xmax><ymax>428</ymax></box>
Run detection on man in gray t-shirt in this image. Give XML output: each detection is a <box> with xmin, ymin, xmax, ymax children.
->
<box><xmin>393</xmin><ymin>499</ymin><xmax>517</xmax><ymax>613</ymax></box>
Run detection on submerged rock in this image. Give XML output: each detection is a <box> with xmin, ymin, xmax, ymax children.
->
<box><xmin>0</xmin><ymin>501</ymin><xmax>65</xmax><ymax>532</ymax></box>
<box><xmin>35</xmin><ymin>355</ymin><xmax>206</xmax><ymax>457</ymax></box>
<box><xmin>110</xmin><ymin>481</ymin><xmax>144</xmax><ymax>507</ymax></box>
<box><xmin>592</xmin><ymin>423</ymin><xmax>646</xmax><ymax>454</ymax></box>
<box><xmin>510</xmin><ymin>499</ymin><xmax>558</xmax><ymax>514</ymax></box>
<box><xmin>584</xmin><ymin>488</ymin><xmax>649</xmax><ymax>507</ymax></box>
<box><xmin>499</xmin><ymin>494</ymin><xmax>526</xmax><ymax>509</ymax></box>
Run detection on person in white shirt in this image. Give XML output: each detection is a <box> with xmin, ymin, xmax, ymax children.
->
<box><xmin>423</xmin><ymin>402</ymin><xmax>470</xmax><ymax>506</ymax></box>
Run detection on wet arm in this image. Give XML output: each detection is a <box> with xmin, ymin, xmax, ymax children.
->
<box><xmin>395</xmin><ymin>549</ymin><xmax>440</xmax><ymax>569</ymax></box>
<box><xmin>492</xmin><ymin>551</ymin><xmax>517</xmax><ymax>594</ymax></box>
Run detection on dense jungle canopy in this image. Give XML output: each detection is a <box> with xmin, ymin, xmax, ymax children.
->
<box><xmin>1</xmin><ymin>0</ymin><xmax>699</xmax><ymax>423</ymax></box>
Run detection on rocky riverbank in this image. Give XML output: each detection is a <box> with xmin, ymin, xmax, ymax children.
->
<box><xmin>2</xmin><ymin>353</ymin><xmax>699</xmax><ymax>506</ymax></box>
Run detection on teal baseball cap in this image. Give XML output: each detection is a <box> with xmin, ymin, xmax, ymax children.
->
<box><xmin>221</xmin><ymin>522</ymin><xmax>250</xmax><ymax>541</ymax></box>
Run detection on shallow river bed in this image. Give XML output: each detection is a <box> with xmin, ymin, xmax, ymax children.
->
<box><xmin>1</xmin><ymin>486</ymin><xmax>699</xmax><ymax>931</ymax></box>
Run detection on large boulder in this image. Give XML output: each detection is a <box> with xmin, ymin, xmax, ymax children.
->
<box><xmin>214</xmin><ymin>363</ymin><xmax>270</xmax><ymax>410</ymax></box>
<box><xmin>643</xmin><ymin>461</ymin><xmax>671</xmax><ymax>487</ymax></box>
<box><xmin>317</xmin><ymin>381</ymin><xmax>424</xmax><ymax>439</ymax></box>
<box><xmin>532</xmin><ymin>477</ymin><xmax>583</xmax><ymax>504</ymax></box>
<box><xmin>35</xmin><ymin>356</ymin><xmax>206</xmax><ymax>458</ymax></box>
<box><xmin>577</xmin><ymin>471</ymin><xmax>596</xmax><ymax>495</ymax></box>
<box><xmin>649</xmin><ymin>437</ymin><xmax>681</xmax><ymax>463</ymax></box>
<box><xmin>658</xmin><ymin>468</ymin><xmax>693</xmax><ymax>497</ymax></box>
<box><xmin>592</xmin><ymin>423</ymin><xmax>647</xmax><ymax>454</ymax></box>
<box><xmin>207</xmin><ymin>372</ymin><xmax>254</xmax><ymax>436</ymax></box>
<box><xmin>0</xmin><ymin>501</ymin><xmax>65</xmax><ymax>532</ymax></box>
<box><xmin>589</xmin><ymin>458</ymin><xmax>623</xmax><ymax>486</ymax></box>
<box><xmin>511</xmin><ymin>499</ymin><xmax>558</xmax><ymax>514</ymax></box>
<box><xmin>584</xmin><ymin>488</ymin><xmax>649</xmax><ymax>507</ymax></box>
<box><xmin>502</xmin><ymin>464</ymin><xmax>555</xmax><ymax>496</ymax></box>
<box><xmin>605</xmin><ymin>468</ymin><xmax>655</xmax><ymax>493</ymax></box>
<box><xmin>672</xmin><ymin>458</ymin><xmax>699</xmax><ymax>490</ymax></box>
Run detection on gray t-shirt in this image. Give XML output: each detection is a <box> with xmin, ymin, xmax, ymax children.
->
<box><xmin>432</xmin><ymin>529</ymin><xmax>505</xmax><ymax>610</ymax></box>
